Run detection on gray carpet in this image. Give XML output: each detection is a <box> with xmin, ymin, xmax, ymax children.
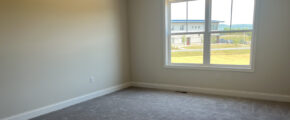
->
<box><xmin>31</xmin><ymin>87</ymin><xmax>290</xmax><ymax>120</ymax></box>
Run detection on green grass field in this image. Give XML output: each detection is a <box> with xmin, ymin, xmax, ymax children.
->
<box><xmin>172</xmin><ymin>44</ymin><xmax>250</xmax><ymax>50</ymax></box>
<box><xmin>171</xmin><ymin>33</ymin><xmax>252</xmax><ymax>65</ymax></box>
<box><xmin>171</xmin><ymin>49</ymin><xmax>250</xmax><ymax>65</ymax></box>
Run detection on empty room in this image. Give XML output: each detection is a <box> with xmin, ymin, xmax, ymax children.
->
<box><xmin>1</xmin><ymin>0</ymin><xmax>290</xmax><ymax>120</ymax></box>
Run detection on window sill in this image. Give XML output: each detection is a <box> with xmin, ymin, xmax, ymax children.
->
<box><xmin>164</xmin><ymin>64</ymin><xmax>254</xmax><ymax>72</ymax></box>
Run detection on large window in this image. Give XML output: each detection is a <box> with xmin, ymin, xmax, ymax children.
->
<box><xmin>166</xmin><ymin>0</ymin><xmax>256</xmax><ymax>71</ymax></box>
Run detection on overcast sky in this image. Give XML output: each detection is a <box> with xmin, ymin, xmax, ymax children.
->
<box><xmin>171</xmin><ymin>0</ymin><xmax>255</xmax><ymax>24</ymax></box>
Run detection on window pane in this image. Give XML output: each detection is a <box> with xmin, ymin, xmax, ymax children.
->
<box><xmin>232</xmin><ymin>0</ymin><xmax>255</xmax><ymax>30</ymax></box>
<box><xmin>171</xmin><ymin>2</ymin><xmax>187</xmax><ymax>33</ymax></box>
<box><xmin>210</xmin><ymin>32</ymin><xmax>252</xmax><ymax>65</ymax></box>
<box><xmin>211</xmin><ymin>0</ymin><xmax>232</xmax><ymax>31</ymax></box>
<box><xmin>170</xmin><ymin>0</ymin><xmax>205</xmax><ymax>33</ymax></box>
<box><xmin>171</xmin><ymin>34</ymin><xmax>204</xmax><ymax>64</ymax></box>
<box><xmin>211</xmin><ymin>0</ymin><xmax>255</xmax><ymax>31</ymax></box>
<box><xmin>188</xmin><ymin>0</ymin><xmax>206</xmax><ymax>32</ymax></box>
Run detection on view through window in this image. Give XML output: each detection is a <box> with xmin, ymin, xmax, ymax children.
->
<box><xmin>168</xmin><ymin>0</ymin><xmax>255</xmax><ymax>67</ymax></box>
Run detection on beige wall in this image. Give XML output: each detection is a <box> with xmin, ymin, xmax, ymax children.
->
<box><xmin>0</xmin><ymin>0</ymin><xmax>130</xmax><ymax>118</ymax></box>
<box><xmin>128</xmin><ymin>0</ymin><xmax>290</xmax><ymax>95</ymax></box>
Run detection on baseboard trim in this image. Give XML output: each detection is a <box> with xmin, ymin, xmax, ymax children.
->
<box><xmin>132</xmin><ymin>82</ymin><xmax>290</xmax><ymax>102</ymax></box>
<box><xmin>2</xmin><ymin>82</ymin><xmax>131</xmax><ymax>120</ymax></box>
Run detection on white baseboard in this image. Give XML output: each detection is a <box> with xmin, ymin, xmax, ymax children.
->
<box><xmin>132</xmin><ymin>82</ymin><xmax>290</xmax><ymax>102</ymax></box>
<box><xmin>2</xmin><ymin>82</ymin><xmax>131</xmax><ymax>120</ymax></box>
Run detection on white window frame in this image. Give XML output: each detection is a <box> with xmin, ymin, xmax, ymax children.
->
<box><xmin>164</xmin><ymin>0</ymin><xmax>258</xmax><ymax>72</ymax></box>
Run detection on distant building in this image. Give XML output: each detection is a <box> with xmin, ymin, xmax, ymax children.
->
<box><xmin>171</xmin><ymin>20</ymin><xmax>221</xmax><ymax>32</ymax></box>
<box><xmin>171</xmin><ymin>20</ymin><xmax>221</xmax><ymax>46</ymax></box>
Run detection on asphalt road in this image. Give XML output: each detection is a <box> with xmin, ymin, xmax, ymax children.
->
<box><xmin>171</xmin><ymin>47</ymin><xmax>250</xmax><ymax>52</ymax></box>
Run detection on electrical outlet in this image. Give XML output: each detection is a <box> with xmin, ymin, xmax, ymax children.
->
<box><xmin>89</xmin><ymin>76</ymin><xmax>95</xmax><ymax>83</ymax></box>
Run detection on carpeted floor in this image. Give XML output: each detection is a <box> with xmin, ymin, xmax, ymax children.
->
<box><xmin>31</xmin><ymin>87</ymin><xmax>290</xmax><ymax>120</ymax></box>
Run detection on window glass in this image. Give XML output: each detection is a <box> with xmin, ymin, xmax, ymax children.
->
<box><xmin>171</xmin><ymin>2</ymin><xmax>186</xmax><ymax>33</ymax></box>
<box><xmin>171</xmin><ymin>34</ymin><xmax>204</xmax><ymax>64</ymax></box>
<box><xmin>211</xmin><ymin>0</ymin><xmax>232</xmax><ymax>31</ymax></box>
<box><xmin>188</xmin><ymin>0</ymin><xmax>205</xmax><ymax>32</ymax></box>
<box><xmin>167</xmin><ymin>0</ymin><xmax>255</xmax><ymax>68</ymax></box>
<box><xmin>210</xmin><ymin>32</ymin><xmax>252</xmax><ymax>65</ymax></box>
<box><xmin>232</xmin><ymin>0</ymin><xmax>255</xmax><ymax>30</ymax></box>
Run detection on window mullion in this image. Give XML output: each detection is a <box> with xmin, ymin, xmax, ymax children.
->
<box><xmin>186</xmin><ymin>1</ymin><xmax>189</xmax><ymax>32</ymax></box>
<box><xmin>230</xmin><ymin>0</ymin><xmax>234</xmax><ymax>30</ymax></box>
<box><xmin>203</xmin><ymin>0</ymin><xmax>212</xmax><ymax>65</ymax></box>
<box><xmin>167</xmin><ymin>2</ymin><xmax>172</xmax><ymax>64</ymax></box>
